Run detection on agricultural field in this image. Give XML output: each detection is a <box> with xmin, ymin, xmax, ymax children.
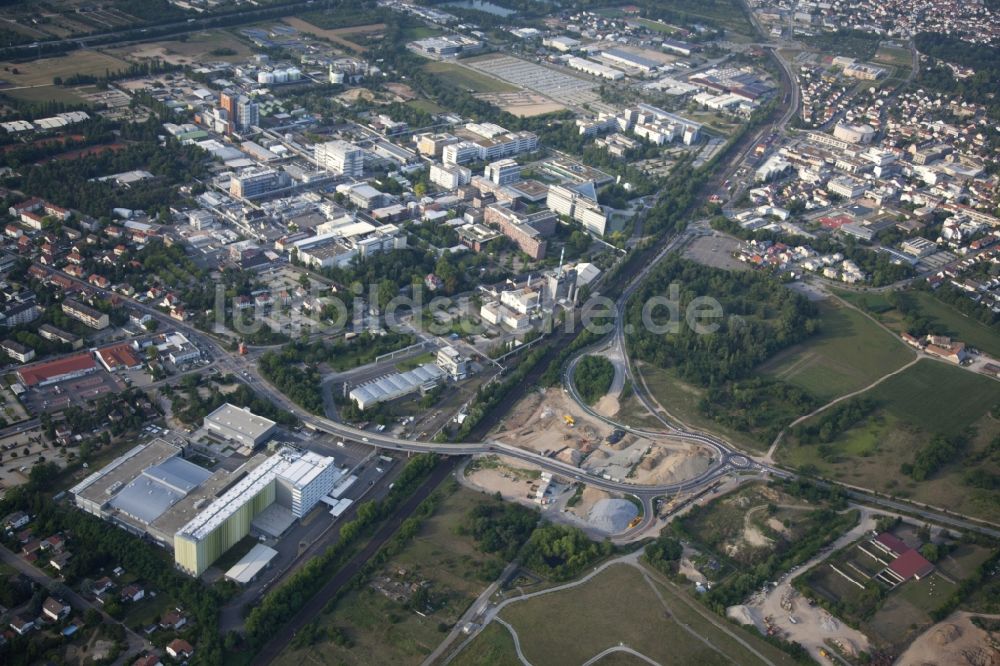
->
<box><xmin>759</xmin><ymin>299</ymin><xmax>914</xmax><ymax>401</ymax></box>
<box><xmin>487</xmin><ymin>562</ymin><xmax>798</xmax><ymax>666</ymax></box>
<box><xmin>780</xmin><ymin>360</ymin><xmax>1000</xmax><ymax>521</ymax></box>
<box><xmin>645</xmin><ymin>0</ymin><xmax>754</xmax><ymax>36</ymax></box>
<box><xmin>908</xmin><ymin>292</ymin><xmax>1000</xmax><ymax>358</ymax></box>
<box><xmin>106</xmin><ymin>31</ymin><xmax>253</xmax><ymax>65</ymax></box>
<box><xmin>0</xmin><ymin>51</ymin><xmax>130</xmax><ymax>89</ymax></box>
<box><xmin>274</xmin><ymin>484</ymin><xmax>511</xmax><ymax>666</ymax></box>
<box><xmin>422</xmin><ymin>61</ymin><xmax>518</xmax><ymax>94</ymax></box>
<box><xmin>282</xmin><ymin>16</ymin><xmax>386</xmax><ymax>53</ymax></box>
<box><xmin>866</xmin><ymin>360</ymin><xmax>997</xmax><ymax>434</ymax></box>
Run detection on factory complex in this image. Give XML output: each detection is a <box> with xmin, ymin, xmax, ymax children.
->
<box><xmin>69</xmin><ymin>405</ymin><xmax>345</xmax><ymax>576</ymax></box>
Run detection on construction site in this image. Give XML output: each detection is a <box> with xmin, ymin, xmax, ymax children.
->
<box><xmin>491</xmin><ymin>388</ymin><xmax>714</xmax><ymax>485</ymax></box>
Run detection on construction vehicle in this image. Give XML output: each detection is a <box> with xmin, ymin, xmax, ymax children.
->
<box><xmin>563</xmin><ymin>415</ymin><xmax>575</xmax><ymax>427</ymax></box>
<box><xmin>627</xmin><ymin>516</ymin><xmax>643</xmax><ymax>529</ymax></box>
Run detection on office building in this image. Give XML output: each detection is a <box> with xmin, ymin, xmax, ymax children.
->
<box><xmin>235</xmin><ymin>96</ymin><xmax>259</xmax><ymax>132</ymax></box>
<box><xmin>436</xmin><ymin>345</ymin><xmax>468</xmax><ymax>380</ymax></box>
<box><xmin>483</xmin><ymin>204</ymin><xmax>556</xmax><ymax>260</ymax></box>
<box><xmin>430</xmin><ymin>163</ymin><xmax>472</xmax><ymax>190</ymax></box>
<box><xmin>545</xmin><ymin>185</ymin><xmax>609</xmax><ymax>236</ymax></box>
<box><xmin>275</xmin><ymin>451</ymin><xmax>339</xmax><ymax>518</ymax></box>
<box><xmin>314</xmin><ymin>140</ymin><xmax>364</xmax><ymax>178</ymax></box>
<box><xmin>229</xmin><ymin>168</ymin><xmax>290</xmax><ymax>199</ymax></box>
<box><xmin>485</xmin><ymin>159</ymin><xmax>521</xmax><ymax>185</ymax></box>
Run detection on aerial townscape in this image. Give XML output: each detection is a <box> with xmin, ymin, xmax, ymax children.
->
<box><xmin>0</xmin><ymin>0</ymin><xmax>998</xmax><ymax>664</ymax></box>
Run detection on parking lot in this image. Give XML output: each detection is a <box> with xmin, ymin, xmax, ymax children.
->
<box><xmin>464</xmin><ymin>54</ymin><xmax>615</xmax><ymax>113</ymax></box>
<box><xmin>20</xmin><ymin>370</ymin><xmax>126</xmax><ymax>414</ymax></box>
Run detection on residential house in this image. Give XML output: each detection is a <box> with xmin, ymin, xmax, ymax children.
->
<box><xmin>122</xmin><ymin>584</ymin><xmax>145</xmax><ymax>603</ymax></box>
<box><xmin>9</xmin><ymin>615</ymin><xmax>34</xmax><ymax>635</ymax></box>
<box><xmin>166</xmin><ymin>638</ymin><xmax>194</xmax><ymax>660</ymax></box>
<box><xmin>42</xmin><ymin>597</ymin><xmax>71</xmax><ymax>621</ymax></box>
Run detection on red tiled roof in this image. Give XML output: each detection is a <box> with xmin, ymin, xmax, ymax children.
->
<box><xmin>96</xmin><ymin>343</ymin><xmax>141</xmax><ymax>370</ymax></box>
<box><xmin>16</xmin><ymin>353</ymin><xmax>96</xmax><ymax>387</ymax></box>
<box><xmin>889</xmin><ymin>549</ymin><xmax>934</xmax><ymax>580</ymax></box>
<box><xmin>874</xmin><ymin>532</ymin><xmax>910</xmax><ymax>555</ymax></box>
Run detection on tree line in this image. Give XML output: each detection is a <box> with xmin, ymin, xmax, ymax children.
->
<box><xmin>573</xmin><ymin>355</ymin><xmax>615</xmax><ymax>405</ymax></box>
<box><xmin>627</xmin><ymin>256</ymin><xmax>820</xmax><ymax>386</ymax></box>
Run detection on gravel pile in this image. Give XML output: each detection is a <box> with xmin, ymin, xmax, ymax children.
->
<box><xmin>588</xmin><ymin>498</ymin><xmax>638</xmax><ymax>532</ymax></box>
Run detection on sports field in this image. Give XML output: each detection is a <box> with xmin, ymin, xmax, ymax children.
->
<box><xmin>759</xmin><ymin>300</ymin><xmax>914</xmax><ymax>401</ymax></box>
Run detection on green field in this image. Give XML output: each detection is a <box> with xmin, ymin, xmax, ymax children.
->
<box><xmin>422</xmin><ymin>61</ymin><xmax>518</xmax><ymax>93</ymax></box>
<box><xmin>636</xmin><ymin>18</ymin><xmax>680</xmax><ymax>35</ymax></box>
<box><xmin>759</xmin><ymin>300</ymin><xmax>914</xmax><ymax>401</ymax></box>
<box><xmin>910</xmin><ymin>292</ymin><xmax>1000</xmax><ymax>358</ymax></box>
<box><xmin>835</xmin><ymin>288</ymin><xmax>1000</xmax><ymax>358</ymax></box>
<box><xmin>396</xmin><ymin>352</ymin><xmax>436</xmax><ymax>372</ymax></box>
<box><xmin>780</xmin><ymin>360</ymin><xmax>1000</xmax><ymax>520</ymax></box>
<box><xmin>450</xmin><ymin>622</ymin><xmax>519</xmax><ymax>666</ymax></box>
<box><xmin>275</xmin><ymin>485</ymin><xmax>510</xmax><ymax>666</ymax></box>
<box><xmin>633</xmin><ymin>363</ymin><xmax>763</xmax><ymax>451</ymax></box>
<box><xmin>0</xmin><ymin>50</ymin><xmax>129</xmax><ymax>87</ymax></box>
<box><xmin>868</xmin><ymin>360</ymin><xmax>997</xmax><ymax>433</ymax></box>
<box><xmin>406</xmin><ymin>98</ymin><xmax>445</xmax><ymax>114</ymax></box>
<box><xmin>874</xmin><ymin>45</ymin><xmax>912</xmax><ymax>68</ymax></box>
<box><xmin>489</xmin><ymin>563</ymin><xmax>797</xmax><ymax>666</ymax></box>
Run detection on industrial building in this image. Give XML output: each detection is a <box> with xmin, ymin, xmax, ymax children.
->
<box><xmin>203</xmin><ymin>403</ymin><xmax>277</xmax><ymax>448</ymax></box>
<box><xmin>71</xmin><ymin>439</ymin><xmax>343</xmax><ymax>577</ymax></box>
<box><xmin>225</xmin><ymin>544</ymin><xmax>278</xmax><ymax>584</ymax></box>
<box><xmin>564</xmin><ymin>56</ymin><xmax>625</xmax><ymax>80</ymax></box>
<box><xmin>349</xmin><ymin>364</ymin><xmax>445</xmax><ymax>410</ymax></box>
<box><xmin>290</xmin><ymin>222</ymin><xmax>406</xmax><ymax>269</ymax></box>
<box><xmin>600</xmin><ymin>48</ymin><xmax>660</xmax><ymax>74</ymax></box>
